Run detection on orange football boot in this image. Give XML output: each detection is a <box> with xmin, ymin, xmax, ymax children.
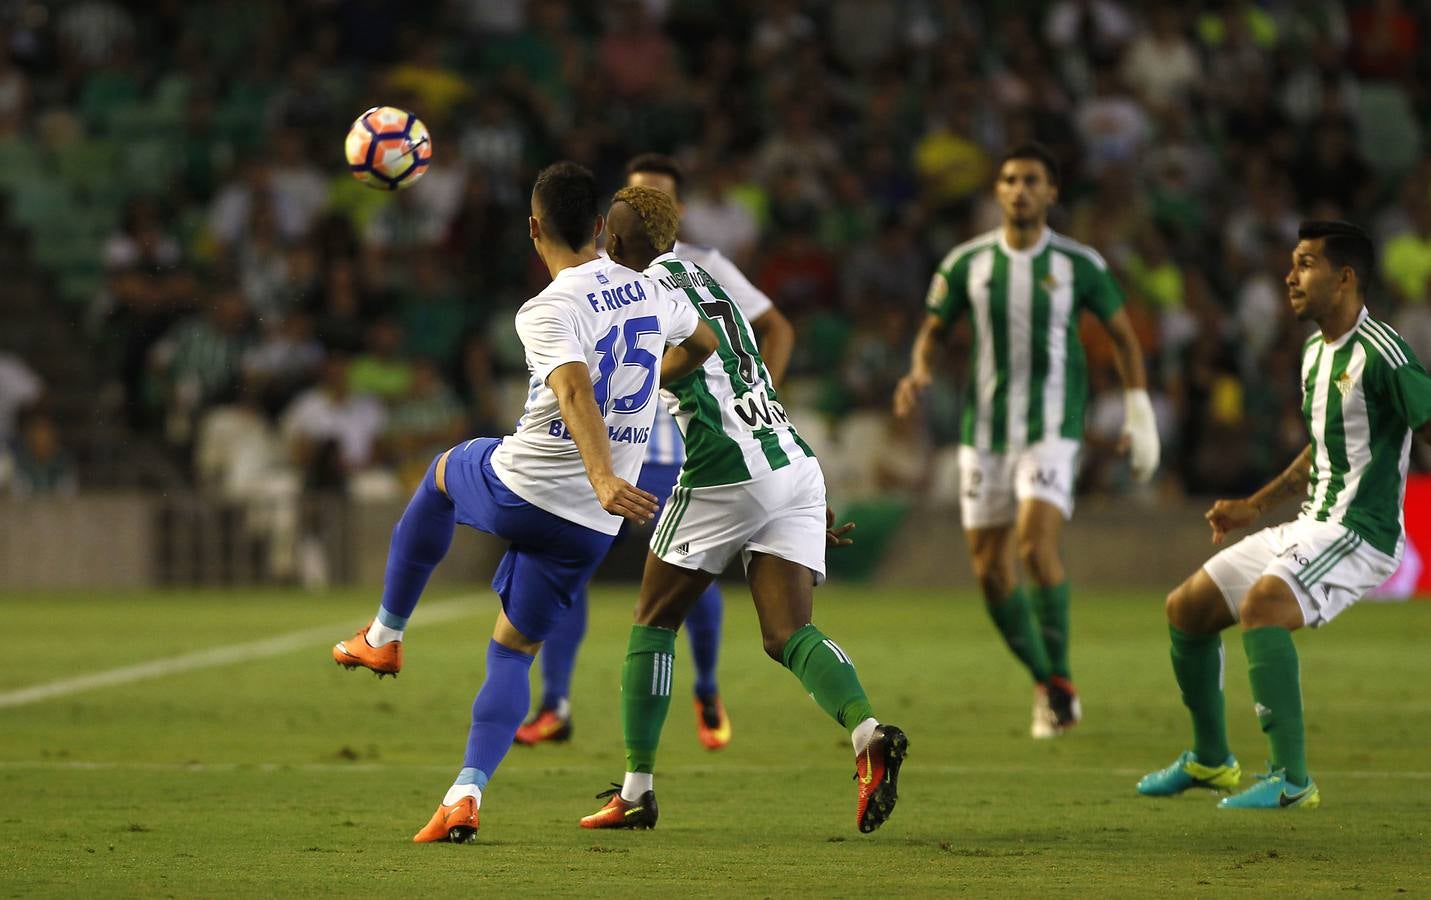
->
<box><xmin>332</xmin><ymin>621</ymin><xmax>402</xmax><ymax>677</ymax></box>
<box><xmin>693</xmin><ymin>696</ymin><xmax>731</xmax><ymax>750</ymax></box>
<box><xmin>412</xmin><ymin>795</ymin><xmax>479</xmax><ymax>844</ymax></box>
<box><xmin>854</xmin><ymin>724</ymin><xmax>908</xmax><ymax>834</ymax></box>
<box><xmin>513</xmin><ymin>708</ymin><xmax>572</xmax><ymax>745</ymax></box>
<box><xmin>579</xmin><ymin>784</ymin><xmax>658</xmax><ymax>830</ymax></box>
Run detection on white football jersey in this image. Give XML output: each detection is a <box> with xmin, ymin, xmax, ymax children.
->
<box><xmin>644</xmin><ymin>240</ymin><xmax>775</xmax><ymax>467</ymax></box>
<box><xmin>490</xmin><ymin>257</ymin><xmax>700</xmax><ymax>534</ymax></box>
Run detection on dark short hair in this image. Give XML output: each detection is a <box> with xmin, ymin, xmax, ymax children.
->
<box><xmin>532</xmin><ymin>161</ymin><xmax>599</xmax><ymax>252</ymax></box>
<box><xmin>624</xmin><ymin>152</ymin><xmax>685</xmax><ymax>199</ymax></box>
<box><xmin>998</xmin><ymin>142</ymin><xmax>1060</xmax><ymax>186</ymax></box>
<box><xmin>1298</xmin><ymin>220</ymin><xmax>1374</xmax><ymax>296</ymax></box>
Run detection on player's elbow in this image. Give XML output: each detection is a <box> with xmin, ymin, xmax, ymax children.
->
<box><xmin>685</xmin><ymin>320</ymin><xmax>719</xmax><ymax>362</ymax></box>
<box><xmin>754</xmin><ymin>307</ymin><xmax>794</xmax><ymax>347</ymax></box>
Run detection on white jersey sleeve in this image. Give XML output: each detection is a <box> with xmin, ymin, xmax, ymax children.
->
<box><xmin>673</xmin><ymin>240</ymin><xmax>773</xmax><ymax>322</ymax></box>
<box><xmin>513</xmin><ymin>297</ymin><xmax>585</xmax><ymax>383</ymax></box>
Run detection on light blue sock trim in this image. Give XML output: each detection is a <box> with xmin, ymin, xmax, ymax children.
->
<box><xmin>455</xmin><ymin>766</ymin><xmax>488</xmax><ymax>789</ymax></box>
<box><xmin>376</xmin><ymin>606</ymin><xmax>410</xmax><ymax>630</ymax></box>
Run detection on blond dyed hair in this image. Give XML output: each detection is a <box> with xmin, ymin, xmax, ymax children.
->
<box><xmin>611</xmin><ymin>185</ymin><xmax>679</xmax><ymax>252</ymax></box>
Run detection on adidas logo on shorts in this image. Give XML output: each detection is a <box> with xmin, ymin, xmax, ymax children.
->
<box><xmin>674</xmin><ymin>542</ymin><xmax>691</xmax><ymax>556</ymax></box>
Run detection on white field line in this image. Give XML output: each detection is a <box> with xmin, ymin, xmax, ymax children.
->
<box><xmin>0</xmin><ymin>597</ymin><xmax>484</xmax><ymax>710</ymax></box>
<box><xmin>1</xmin><ymin>760</ymin><xmax>1430</xmax><ymax>781</ymax></box>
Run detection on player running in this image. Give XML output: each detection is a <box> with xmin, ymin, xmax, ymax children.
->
<box><xmin>518</xmin><ymin>153</ymin><xmax>795</xmax><ymax>752</ymax></box>
<box><xmin>578</xmin><ymin>184</ymin><xmax>907</xmax><ymax>835</ymax></box>
<box><xmin>894</xmin><ymin>142</ymin><xmax>1159</xmax><ymax>737</ymax></box>
<box><xmin>1138</xmin><ymin>221</ymin><xmax>1431</xmax><ymax>809</ymax></box>
<box><xmin>331</xmin><ymin>162</ymin><xmax>717</xmax><ymax>843</ymax></box>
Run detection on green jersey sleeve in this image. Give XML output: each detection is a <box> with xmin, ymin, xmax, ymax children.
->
<box><xmin>1076</xmin><ymin>255</ymin><xmax>1124</xmax><ymax>322</ymax></box>
<box><xmin>925</xmin><ymin>255</ymin><xmax>969</xmax><ymax>324</ymax></box>
<box><xmin>1387</xmin><ymin>358</ymin><xmax>1431</xmax><ymax>430</ymax></box>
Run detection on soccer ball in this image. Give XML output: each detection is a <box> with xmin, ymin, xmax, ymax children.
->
<box><xmin>344</xmin><ymin>106</ymin><xmax>432</xmax><ymax>191</ymax></box>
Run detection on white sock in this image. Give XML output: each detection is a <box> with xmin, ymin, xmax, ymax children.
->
<box><xmin>553</xmin><ymin>697</ymin><xmax>571</xmax><ymax>719</ymax></box>
<box><xmin>366</xmin><ymin>620</ymin><xmax>404</xmax><ymax>647</ymax></box>
<box><xmin>620</xmin><ymin>771</ymin><xmax>653</xmax><ymax>802</ymax></box>
<box><xmin>851</xmin><ymin>718</ymin><xmax>879</xmax><ymax>754</ymax></box>
<box><xmin>442</xmin><ymin>782</ymin><xmax>481</xmax><ymax>807</ymax></box>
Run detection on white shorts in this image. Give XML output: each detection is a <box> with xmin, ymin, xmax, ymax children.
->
<box><xmin>1203</xmin><ymin>519</ymin><xmax>1400</xmax><ymax>629</ymax></box>
<box><xmin>650</xmin><ymin>457</ymin><xmax>828</xmax><ymax>585</ymax></box>
<box><xmin>957</xmin><ymin>438</ymin><xmax>1080</xmax><ymax>529</ymax></box>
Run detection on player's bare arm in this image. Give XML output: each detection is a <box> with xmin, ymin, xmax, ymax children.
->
<box><xmin>1205</xmin><ymin>445</ymin><xmax>1312</xmax><ymax>544</ymax></box>
<box><xmin>1101</xmin><ymin>308</ymin><xmax>1159</xmax><ymax>482</ymax></box>
<box><xmin>893</xmin><ymin>313</ymin><xmax>949</xmax><ymax>418</ymax></box>
<box><xmin>658</xmin><ymin>320</ymin><xmax>718</xmax><ymax>387</ymax></box>
<box><xmin>750</xmin><ymin>307</ymin><xmax>795</xmax><ymax>388</ymax></box>
<box><xmin>547</xmin><ymin>360</ymin><xmax>659</xmax><ymax>523</ymax></box>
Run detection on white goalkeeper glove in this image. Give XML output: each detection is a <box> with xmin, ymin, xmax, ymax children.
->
<box><xmin>1122</xmin><ymin>388</ymin><xmax>1160</xmax><ymax>483</ymax></box>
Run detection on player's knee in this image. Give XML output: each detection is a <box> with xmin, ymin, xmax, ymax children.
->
<box><xmin>1016</xmin><ymin>536</ymin><xmax>1059</xmax><ymax>585</ymax></box>
<box><xmin>1238</xmin><ymin>583</ymin><xmax>1303</xmax><ymax>630</ymax></box>
<box><xmin>1166</xmin><ymin>579</ymin><xmax>1215</xmax><ymax>633</ymax></box>
<box><xmin>969</xmin><ymin>553</ymin><xmax>1011</xmax><ymax>599</ymax></box>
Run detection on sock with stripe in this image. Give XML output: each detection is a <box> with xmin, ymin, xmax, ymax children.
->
<box><xmin>686</xmin><ymin>582</ymin><xmax>723</xmax><ymax>699</ymax></box>
<box><xmin>985</xmin><ymin>586</ymin><xmax>1053</xmax><ymax>684</ymax></box>
<box><xmin>463</xmin><ymin>640</ymin><xmax>536</xmax><ymax>786</ymax></box>
<box><xmin>622</xmin><ymin>625</ymin><xmax>677</xmax><ymax>779</ymax></box>
<box><xmin>1032</xmin><ymin>581</ymin><xmax>1072</xmax><ymax>679</ymax></box>
<box><xmin>373</xmin><ymin>457</ymin><xmax>455</xmax><ymax>640</ymax></box>
<box><xmin>442</xmin><ymin>768</ymin><xmax>484</xmax><ymax>806</ymax></box>
<box><xmin>780</xmin><ymin>624</ymin><xmax>876</xmax><ymax>732</ymax></box>
<box><xmin>536</xmin><ymin>588</ymin><xmax>587</xmax><ymax>712</ymax></box>
<box><xmin>1243</xmin><ymin>626</ymin><xmax>1309</xmax><ymax>786</ymax></box>
<box><xmin>1169</xmin><ymin>625</ymin><xmax>1231</xmax><ymax>765</ymax></box>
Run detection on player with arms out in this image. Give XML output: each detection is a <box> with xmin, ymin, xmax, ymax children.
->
<box><xmin>1138</xmin><ymin>221</ymin><xmax>1431</xmax><ymax>809</ymax></box>
<box><xmin>895</xmin><ymin>142</ymin><xmax>1159</xmax><ymax>737</ymax></box>
<box><xmin>331</xmin><ymin>162</ymin><xmax>717</xmax><ymax>842</ymax></box>
<box><xmin>518</xmin><ymin>153</ymin><xmax>795</xmax><ymax>751</ymax></box>
<box><xmin>578</xmin><ymin>184</ymin><xmax>907</xmax><ymax>835</ymax></box>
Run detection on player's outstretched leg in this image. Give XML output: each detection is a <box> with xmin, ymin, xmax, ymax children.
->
<box><xmin>417</xmin><ymin>626</ymin><xmax>537</xmax><ymax>842</ymax></box>
<box><xmin>686</xmin><ymin>582</ymin><xmax>731</xmax><ymax>749</ymax></box>
<box><xmin>1139</xmin><ymin>570</ymin><xmax>1242</xmax><ymax>797</ymax></box>
<box><xmin>579</xmin><ymin>623</ymin><xmax>673</xmax><ymax>829</ymax></box>
<box><xmin>335</xmin><ymin>455</ymin><xmax>455</xmax><ymax>676</ymax></box>
<box><xmin>748</xmin><ymin>552</ymin><xmax>907</xmax><ymax>833</ymax></box>
<box><xmin>515</xmin><ymin>588</ymin><xmax>584</xmax><ymax>745</ymax></box>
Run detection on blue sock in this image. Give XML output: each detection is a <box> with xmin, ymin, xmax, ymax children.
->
<box><xmin>377</xmin><ymin>458</ymin><xmax>455</xmax><ymax>627</ymax></box>
<box><xmin>464</xmin><ymin>640</ymin><xmax>536</xmax><ymax>781</ymax></box>
<box><xmin>686</xmin><ymin>582</ymin><xmax>723</xmax><ymax>699</ymax></box>
<box><xmin>538</xmin><ymin>588</ymin><xmax>586</xmax><ymax>711</ymax></box>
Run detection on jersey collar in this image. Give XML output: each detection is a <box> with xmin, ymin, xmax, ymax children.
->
<box><xmin>650</xmin><ymin>251</ymin><xmax>679</xmax><ymax>266</ymax></box>
<box><xmin>555</xmin><ymin>257</ymin><xmax>607</xmax><ymax>279</ymax></box>
<box><xmin>998</xmin><ymin>226</ymin><xmax>1051</xmax><ymax>259</ymax></box>
<box><xmin>1322</xmin><ymin>306</ymin><xmax>1369</xmax><ymax>350</ymax></box>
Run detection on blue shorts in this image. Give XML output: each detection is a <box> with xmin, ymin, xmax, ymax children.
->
<box><xmin>442</xmin><ymin>438</ymin><xmax>614</xmax><ymax>642</ymax></box>
<box><xmin>637</xmin><ymin>462</ymin><xmax>681</xmax><ymax>519</ymax></box>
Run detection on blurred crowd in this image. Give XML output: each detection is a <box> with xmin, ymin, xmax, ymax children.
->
<box><xmin>2</xmin><ymin>0</ymin><xmax>1431</xmax><ymax>525</ymax></box>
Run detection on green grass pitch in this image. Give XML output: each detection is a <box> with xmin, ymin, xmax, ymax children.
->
<box><xmin>1</xmin><ymin>585</ymin><xmax>1428</xmax><ymax>896</ymax></box>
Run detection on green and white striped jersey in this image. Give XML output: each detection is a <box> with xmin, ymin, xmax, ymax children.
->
<box><xmin>647</xmin><ymin>252</ymin><xmax>816</xmax><ymax>488</ymax></box>
<box><xmin>926</xmin><ymin>227</ymin><xmax>1124</xmax><ymax>452</ymax></box>
<box><xmin>1298</xmin><ymin>308</ymin><xmax>1431</xmax><ymax>556</ymax></box>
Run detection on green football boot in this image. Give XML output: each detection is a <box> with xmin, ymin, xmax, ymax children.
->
<box><xmin>1218</xmin><ymin>769</ymin><xmax>1320</xmax><ymax>809</ymax></box>
<box><xmin>1137</xmin><ymin>750</ymin><xmax>1242</xmax><ymax>796</ymax></box>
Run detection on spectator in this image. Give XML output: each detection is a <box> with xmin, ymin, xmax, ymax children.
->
<box><xmin>0</xmin><ymin>352</ymin><xmax>42</xmax><ymax>447</ymax></box>
<box><xmin>281</xmin><ymin>354</ymin><xmax>387</xmax><ymax>489</ymax></box>
<box><xmin>149</xmin><ymin>287</ymin><xmax>253</xmax><ymax>445</ymax></box>
<box><xmin>1</xmin><ymin>408</ymin><xmax>78</xmax><ymax>498</ymax></box>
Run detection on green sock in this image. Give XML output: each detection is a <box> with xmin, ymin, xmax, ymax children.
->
<box><xmin>1243</xmin><ymin>626</ymin><xmax>1309</xmax><ymax>786</ymax></box>
<box><xmin>1169</xmin><ymin>625</ymin><xmax>1231</xmax><ymax>765</ymax></box>
<box><xmin>985</xmin><ymin>586</ymin><xmax>1053</xmax><ymax>683</ymax></box>
<box><xmin>621</xmin><ymin>624</ymin><xmax>676</xmax><ymax>774</ymax></box>
<box><xmin>780</xmin><ymin>624</ymin><xmax>875</xmax><ymax>732</ymax></box>
<box><xmin>1032</xmin><ymin>581</ymin><xmax>1072</xmax><ymax>679</ymax></box>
